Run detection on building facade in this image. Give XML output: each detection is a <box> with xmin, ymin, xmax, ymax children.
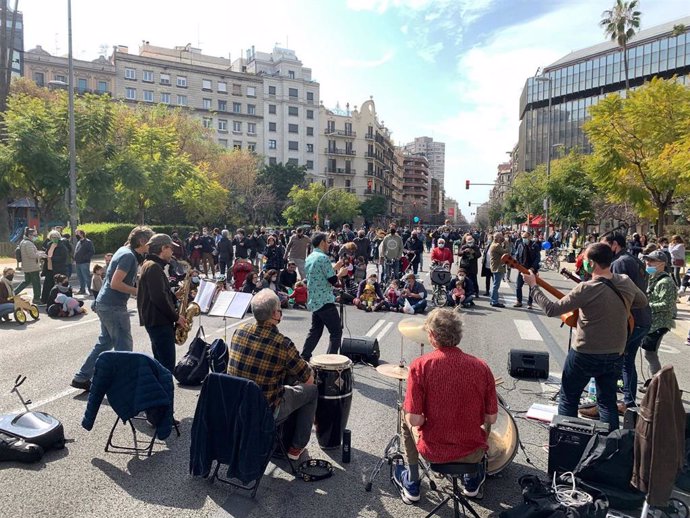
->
<box><xmin>404</xmin><ymin>136</ymin><xmax>445</xmax><ymax>212</ymax></box>
<box><xmin>402</xmin><ymin>153</ymin><xmax>430</xmax><ymax>220</ymax></box>
<box><xmin>235</xmin><ymin>46</ymin><xmax>320</xmax><ymax>174</ymax></box>
<box><xmin>318</xmin><ymin>98</ymin><xmax>402</xmax><ymax>218</ymax></box>
<box><xmin>488</xmin><ymin>161</ymin><xmax>514</xmax><ymax>205</ymax></box>
<box><xmin>2</xmin><ymin>6</ymin><xmax>23</xmax><ymax>77</ymax></box>
<box><xmin>519</xmin><ymin>16</ymin><xmax>690</xmax><ymax>172</ymax></box>
<box><xmin>444</xmin><ymin>197</ymin><xmax>460</xmax><ymax>225</ymax></box>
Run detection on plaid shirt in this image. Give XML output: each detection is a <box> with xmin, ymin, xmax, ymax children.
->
<box><xmin>228</xmin><ymin>321</ymin><xmax>311</xmax><ymax>410</ymax></box>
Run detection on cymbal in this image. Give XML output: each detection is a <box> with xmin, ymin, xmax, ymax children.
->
<box><xmin>398</xmin><ymin>318</ymin><xmax>429</xmax><ymax>345</ymax></box>
<box><xmin>376</xmin><ymin>363</ymin><xmax>409</xmax><ymax>380</ymax></box>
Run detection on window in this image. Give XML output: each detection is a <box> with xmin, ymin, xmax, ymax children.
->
<box><xmin>306</xmin><ymin>160</ymin><xmax>314</xmax><ymax>170</ymax></box>
<box><xmin>97</xmin><ymin>80</ymin><xmax>108</xmax><ymax>93</ymax></box>
<box><xmin>143</xmin><ymin>70</ymin><xmax>154</xmax><ymax>83</ymax></box>
<box><xmin>307</xmin><ymin>91</ymin><xmax>314</xmax><ymax>103</ymax></box>
<box><xmin>77</xmin><ymin>78</ymin><xmax>88</xmax><ymax>92</ymax></box>
<box><xmin>233</xmin><ymin>102</ymin><xmax>241</xmax><ymax>113</ymax></box>
<box><xmin>218</xmin><ymin>119</ymin><xmax>228</xmax><ymax>131</ymax></box>
<box><xmin>268</xmin><ymin>139</ymin><xmax>277</xmax><ymax>149</ymax></box>
<box><xmin>125</xmin><ymin>87</ymin><xmax>136</xmax><ymax>100</ymax></box>
<box><xmin>307</xmin><ymin>143</ymin><xmax>314</xmax><ymax>153</ymax></box>
<box><xmin>233</xmin><ymin>141</ymin><xmax>242</xmax><ymax>150</ymax></box>
<box><xmin>269</xmin><ymin>122</ymin><xmax>277</xmax><ymax>132</ymax></box>
<box><xmin>288</xmin><ymin>70</ymin><xmax>295</xmax><ymax>79</ymax></box>
<box><xmin>268</xmin><ymin>85</ymin><xmax>276</xmax><ymax>96</ymax></box>
<box><xmin>288</xmin><ymin>124</ymin><xmax>299</xmax><ymax>133</ymax></box>
<box><xmin>232</xmin><ymin>121</ymin><xmax>241</xmax><ymax>133</ymax></box>
<box><xmin>247</xmin><ymin>104</ymin><xmax>256</xmax><ymax>115</ymax></box>
<box><xmin>307</xmin><ymin>109</ymin><xmax>314</xmax><ymax>120</ymax></box>
<box><xmin>307</xmin><ymin>127</ymin><xmax>314</xmax><ymax>136</ymax></box>
<box><xmin>269</xmin><ymin>104</ymin><xmax>277</xmax><ymax>114</ymax></box>
<box><xmin>288</xmin><ymin>141</ymin><xmax>299</xmax><ymax>151</ymax></box>
<box><xmin>33</xmin><ymin>72</ymin><xmax>44</xmax><ymax>86</ymax></box>
<box><xmin>247</xmin><ymin>142</ymin><xmax>256</xmax><ymax>152</ymax></box>
<box><xmin>176</xmin><ymin>76</ymin><xmax>187</xmax><ymax>87</ymax></box>
<box><xmin>287</xmin><ymin>158</ymin><xmax>298</xmax><ymax>166</ymax></box>
<box><xmin>218</xmin><ymin>81</ymin><xmax>227</xmax><ymax>93</ymax></box>
<box><xmin>218</xmin><ymin>100</ymin><xmax>227</xmax><ymax>111</ymax></box>
<box><xmin>232</xmin><ymin>83</ymin><xmax>242</xmax><ymax>95</ymax></box>
<box><xmin>202</xmin><ymin>117</ymin><xmax>212</xmax><ymax>128</ymax></box>
<box><xmin>218</xmin><ymin>138</ymin><xmax>228</xmax><ymax>147</ymax></box>
<box><xmin>202</xmin><ymin>98</ymin><xmax>212</xmax><ymax>110</ymax></box>
<box><xmin>345</xmin><ymin>122</ymin><xmax>353</xmax><ymax>135</ymax></box>
<box><xmin>288</xmin><ymin>106</ymin><xmax>298</xmax><ymax>116</ymax></box>
<box><xmin>160</xmin><ymin>92</ymin><xmax>170</xmax><ymax>104</ymax></box>
<box><xmin>177</xmin><ymin>94</ymin><xmax>187</xmax><ymax>106</ymax></box>
<box><xmin>269</xmin><ymin>157</ymin><xmax>277</xmax><ymax>165</ymax></box>
<box><xmin>160</xmin><ymin>73</ymin><xmax>171</xmax><ymax>85</ymax></box>
<box><xmin>247</xmin><ymin>122</ymin><xmax>256</xmax><ymax>135</ymax></box>
<box><xmin>289</xmin><ymin>87</ymin><xmax>298</xmax><ymax>98</ymax></box>
<box><xmin>143</xmin><ymin>90</ymin><xmax>154</xmax><ymax>102</ymax></box>
<box><xmin>202</xmin><ymin>79</ymin><xmax>212</xmax><ymax>91</ymax></box>
<box><xmin>125</xmin><ymin>67</ymin><xmax>136</xmax><ymax>80</ymax></box>
<box><xmin>246</xmin><ymin>86</ymin><xmax>256</xmax><ymax>97</ymax></box>
<box><xmin>55</xmin><ymin>74</ymin><xmax>66</xmax><ymax>83</ymax></box>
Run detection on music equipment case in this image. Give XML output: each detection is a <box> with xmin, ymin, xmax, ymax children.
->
<box><xmin>508</xmin><ymin>349</ymin><xmax>549</xmax><ymax>379</ymax></box>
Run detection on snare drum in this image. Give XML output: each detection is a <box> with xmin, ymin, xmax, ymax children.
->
<box><xmin>487</xmin><ymin>402</ymin><xmax>519</xmax><ymax>475</ymax></box>
<box><xmin>310</xmin><ymin>354</ymin><xmax>353</xmax><ymax>449</ymax></box>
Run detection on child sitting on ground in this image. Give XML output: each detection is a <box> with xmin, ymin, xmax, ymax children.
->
<box><xmin>385</xmin><ymin>279</ymin><xmax>401</xmax><ymax>312</ymax></box>
<box><xmin>53</xmin><ymin>292</ymin><xmax>87</xmax><ymax>317</ymax></box>
<box><xmin>292</xmin><ymin>281</ymin><xmax>308</xmax><ymax>309</ymax></box>
<box><xmin>90</xmin><ymin>264</ymin><xmax>105</xmax><ymax>299</ymax></box>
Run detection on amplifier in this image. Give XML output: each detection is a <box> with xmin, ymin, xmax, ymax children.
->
<box><xmin>508</xmin><ymin>349</ymin><xmax>549</xmax><ymax>379</ymax></box>
<box><xmin>548</xmin><ymin>415</ymin><xmax>609</xmax><ymax>475</ymax></box>
<box><xmin>341</xmin><ymin>337</ymin><xmax>380</xmax><ymax>366</ymax></box>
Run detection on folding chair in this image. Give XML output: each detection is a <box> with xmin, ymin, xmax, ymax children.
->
<box><xmin>105</xmin><ymin>413</ymin><xmax>180</xmax><ymax>457</ymax></box>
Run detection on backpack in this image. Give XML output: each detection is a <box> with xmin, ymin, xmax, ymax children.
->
<box><xmin>173</xmin><ymin>327</ymin><xmax>209</xmax><ymax>386</ymax></box>
<box><xmin>15</xmin><ymin>245</ymin><xmax>21</xmax><ymax>264</ymax></box>
<box><xmin>208</xmin><ymin>338</ymin><xmax>228</xmax><ymax>374</ymax></box>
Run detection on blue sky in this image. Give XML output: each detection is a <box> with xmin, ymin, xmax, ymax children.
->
<box><xmin>21</xmin><ymin>0</ymin><xmax>690</xmax><ymax>221</ymax></box>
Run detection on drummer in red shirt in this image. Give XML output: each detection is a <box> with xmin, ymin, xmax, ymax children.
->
<box><xmin>394</xmin><ymin>308</ymin><xmax>498</xmax><ymax>503</ymax></box>
<box><xmin>430</xmin><ymin>238</ymin><xmax>453</xmax><ymax>266</ymax></box>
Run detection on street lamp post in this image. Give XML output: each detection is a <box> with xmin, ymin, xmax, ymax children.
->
<box><xmin>316</xmin><ymin>186</ymin><xmax>348</xmax><ymax>228</ymax></box>
<box><xmin>535</xmin><ymin>73</ymin><xmax>552</xmax><ymax>240</ymax></box>
<box><xmin>67</xmin><ymin>0</ymin><xmax>78</xmax><ymax>245</ymax></box>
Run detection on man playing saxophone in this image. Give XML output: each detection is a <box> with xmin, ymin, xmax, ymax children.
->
<box><xmin>137</xmin><ymin>234</ymin><xmax>187</xmax><ymax>373</ymax></box>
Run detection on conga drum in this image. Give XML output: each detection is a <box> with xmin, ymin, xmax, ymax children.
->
<box><xmin>310</xmin><ymin>354</ymin><xmax>353</xmax><ymax>449</ymax></box>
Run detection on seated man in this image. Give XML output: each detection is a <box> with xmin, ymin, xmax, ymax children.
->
<box><xmin>228</xmin><ymin>288</ymin><xmax>317</xmax><ymax>461</ymax></box>
<box><xmin>0</xmin><ymin>267</ymin><xmax>16</xmax><ymax>321</ymax></box>
<box><xmin>394</xmin><ymin>308</ymin><xmax>497</xmax><ymax>503</ymax></box>
<box><xmin>278</xmin><ymin>261</ymin><xmax>298</xmax><ymax>293</ymax></box>
<box><xmin>397</xmin><ymin>272</ymin><xmax>428</xmax><ymax>314</ymax></box>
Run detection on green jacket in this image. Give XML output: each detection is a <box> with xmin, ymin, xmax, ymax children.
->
<box><xmin>647</xmin><ymin>271</ymin><xmax>676</xmax><ymax>333</ymax></box>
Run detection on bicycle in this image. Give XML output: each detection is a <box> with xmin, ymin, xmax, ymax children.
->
<box><xmin>429</xmin><ymin>262</ymin><xmax>452</xmax><ymax>307</ymax></box>
<box><xmin>542</xmin><ymin>250</ymin><xmax>560</xmax><ymax>272</ymax></box>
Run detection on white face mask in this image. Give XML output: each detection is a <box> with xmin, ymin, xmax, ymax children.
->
<box><xmin>458</xmin><ymin>276</ymin><xmax>465</xmax><ymax>281</ymax></box>
<box><xmin>438</xmin><ymin>244</ymin><xmax>445</xmax><ymax>248</ymax></box>
<box><xmin>271</xmin><ymin>276</ymin><xmax>277</xmax><ymax>282</ymax></box>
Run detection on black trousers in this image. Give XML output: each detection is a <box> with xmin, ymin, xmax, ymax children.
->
<box><xmin>146</xmin><ymin>324</ymin><xmax>176</xmax><ymax>373</ymax></box>
<box><xmin>301</xmin><ymin>303</ymin><xmax>342</xmax><ymax>361</ymax></box>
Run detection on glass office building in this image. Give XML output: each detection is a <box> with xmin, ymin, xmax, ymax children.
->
<box><xmin>518</xmin><ymin>16</ymin><xmax>690</xmax><ymax>172</ymax></box>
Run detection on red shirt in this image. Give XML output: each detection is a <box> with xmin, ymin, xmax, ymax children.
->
<box><xmin>232</xmin><ymin>261</ymin><xmax>253</xmax><ymax>291</ymax></box>
<box><xmin>431</xmin><ymin>247</ymin><xmax>453</xmax><ymax>264</ymax></box>
<box><xmin>292</xmin><ymin>286</ymin><xmax>308</xmax><ymax>304</ymax></box>
<box><xmin>404</xmin><ymin>347</ymin><xmax>497</xmax><ymax>463</ymax></box>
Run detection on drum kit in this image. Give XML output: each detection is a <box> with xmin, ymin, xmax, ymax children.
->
<box><xmin>364</xmin><ymin>317</ymin><xmax>521</xmax><ymax>492</ymax></box>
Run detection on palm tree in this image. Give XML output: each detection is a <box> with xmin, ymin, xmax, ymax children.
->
<box><xmin>600</xmin><ymin>0</ymin><xmax>642</xmax><ymax>91</ymax></box>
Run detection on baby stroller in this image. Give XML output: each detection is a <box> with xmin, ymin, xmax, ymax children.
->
<box><xmin>401</xmin><ymin>251</ymin><xmax>417</xmax><ymax>277</ymax></box>
<box><xmin>429</xmin><ymin>262</ymin><xmax>452</xmax><ymax>307</ymax></box>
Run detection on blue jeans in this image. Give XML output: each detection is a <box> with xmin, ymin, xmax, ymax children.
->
<box><xmin>0</xmin><ymin>302</ymin><xmax>14</xmax><ymax>317</ymax></box>
<box><xmin>490</xmin><ymin>272</ymin><xmax>503</xmax><ymax>305</ymax></box>
<box><xmin>146</xmin><ymin>324</ymin><xmax>176</xmax><ymax>374</ymax></box>
<box><xmin>559</xmin><ymin>349</ymin><xmax>623</xmax><ymax>431</ymax></box>
<box><xmin>622</xmin><ymin>324</ymin><xmax>650</xmax><ymax>406</ymax></box>
<box><xmin>76</xmin><ymin>262</ymin><xmax>91</xmax><ymax>292</ymax></box>
<box><xmin>515</xmin><ymin>272</ymin><xmax>533</xmax><ymax>305</ymax></box>
<box><xmin>398</xmin><ymin>298</ymin><xmax>427</xmax><ymax>313</ymax></box>
<box><xmin>74</xmin><ymin>304</ymin><xmax>133</xmax><ymax>382</ymax></box>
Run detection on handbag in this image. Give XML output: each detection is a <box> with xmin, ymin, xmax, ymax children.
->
<box><xmin>173</xmin><ymin>326</ymin><xmax>210</xmax><ymax>386</ymax></box>
<box><xmin>673</xmin><ymin>258</ymin><xmax>685</xmax><ymax>267</ymax></box>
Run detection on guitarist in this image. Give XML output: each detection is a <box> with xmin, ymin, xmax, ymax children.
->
<box><xmin>522</xmin><ymin>243</ymin><xmax>647</xmax><ymax>431</ymax></box>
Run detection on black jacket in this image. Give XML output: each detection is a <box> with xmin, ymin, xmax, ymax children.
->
<box><xmin>137</xmin><ymin>255</ymin><xmax>178</xmax><ymax>328</ymax></box>
<box><xmin>74</xmin><ymin>238</ymin><xmax>95</xmax><ymax>264</ymax></box>
<box><xmin>278</xmin><ymin>269</ymin><xmax>297</xmax><ymax>291</ymax></box>
<box><xmin>217</xmin><ymin>236</ymin><xmax>233</xmax><ymax>262</ymax></box>
<box><xmin>43</xmin><ymin>242</ymin><xmax>68</xmax><ymax>275</ymax></box>
<box><xmin>233</xmin><ymin>236</ymin><xmax>249</xmax><ymax>259</ymax></box>
<box><xmin>190</xmin><ymin>373</ymin><xmax>275</xmax><ymax>485</ymax></box>
<box><xmin>405</xmin><ymin>236</ymin><xmax>424</xmax><ymax>256</ymax></box>
<box><xmin>353</xmin><ymin>236</ymin><xmax>371</xmax><ymax>261</ymax></box>
<box><xmin>263</xmin><ymin>245</ymin><xmax>285</xmax><ymax>271</ymax></box>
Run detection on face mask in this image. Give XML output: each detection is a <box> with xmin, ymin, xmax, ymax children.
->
<box><xmin>57</xmin><ymin>284</ymin><xmax>69</xmax><ymax>293</ymax></box>
<box><xmin>467</xmin><ymin>240</ymin><xmax>474</xmax><ymax>245</ymax></box>
<box><xmin>192</xmin><ymin>276</ymin><xmax>200</xmax><ymax>284</ymax></box>
<box><xmin>51</xmin><ymin>238</ymin><xmax>60</xmax><ymax>244</ymax></box>
<box><xmin>271</xmin><ymin>276</ymin><xmax>277</xmax><ymax>282</ymax></box>
<box><xmin>583</xmin><ymin>259</ymin><xmax>594</xmax><ymax>274</ymax></box>
<box><xmin>438</xmin><ymin>244</ymin><xmax>445</xmax><ymax>248</ymax></box>
<box><xmin>522</xmin><ymin>238</ymin><xmax>529</xmax><ymax>244</ymax></box>
<box><xmin>5</xmin><ymin>275</ymin><xmax>13</xmax><ymax>281</ymax></box>
<box><xmin>458</xmin><ymin>276</ymin><xmax>465</xmax><ymax>281</ymax></box>
<box><xmin>390</xmin><ymin>229</ymin><xmax>396</xmax><ymax>234</ymax></box>
<box><xmin>645</xmin><ymin>266</ymin><xmax>657</xmax><ymax>275</ymax></box>
<box><xmin>412</xmin><ymin>236</ymin><xmax>417</xmax><ymax>240</ymax></box>
<box><xmin>369</xmin><ymin>278</ymin><xmax>377</xmax><ymax>284</ymax></box>
<box><xmin>31</xmin><ymin>236</ymin><xmax>38</xmax><ymax>242</ymax></box>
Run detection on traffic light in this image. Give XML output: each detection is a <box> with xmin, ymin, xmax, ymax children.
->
<box><xmin>468</xmin><ymin>202</ymin><xmax>471</xmax><ymax>207</ymax></box>
<box><xmin>465</xmin><ymin>180</ymin><xmax>470</xmax><ymax>190</ymax></box>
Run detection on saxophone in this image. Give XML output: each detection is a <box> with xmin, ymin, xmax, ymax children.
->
<box><xmin>175</xmin><ymin>274</ymin><xmax>201</xmax><ymax>345</ymax></box>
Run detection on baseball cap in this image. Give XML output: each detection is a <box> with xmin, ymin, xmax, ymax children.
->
<box><xmin>147</xmin><ymin>233</ymin><xmax>174</xmax><ymax>247</ymax></box>
<box><xmin>642</xmin><ymin>250</ymin><xmax>667</xmax><ymax>263</ymax></box>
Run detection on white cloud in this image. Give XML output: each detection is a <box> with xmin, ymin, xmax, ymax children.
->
<box><xmin>416</xmin><ymin>41</ymin><xmax>444</xmax><ymax>63</ymax></box>
<box><xmin>340</xmin><ymin>50</ymin><xmax>395</xmax><ymax>68</ymax></box>
<box><xmin>400</xmin><ymin>24</ymin><xmax>409</xmax><ymax>35</ymax></box>
<box><xmin>346</xmin><ymin>0</ymin><xmax>436</xmax><ymax>13</ymax></box>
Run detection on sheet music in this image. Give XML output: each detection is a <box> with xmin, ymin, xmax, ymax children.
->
<box><xmin>208</xmin><ymin>291</ymin><xmax>236</xmax><ymax>317</ymax></box>
<box><xmin>208</xmin><ymin>291</ymin><xmax>252</xmax><ymax>319</ymax></box>
<box><xmin>193</xmin><ymin>279</ymin><xmax>217</xmax><ymax>313</ymax></box>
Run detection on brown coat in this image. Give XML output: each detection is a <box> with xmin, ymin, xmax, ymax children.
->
<box><xmin>631</xmin><ymin>365</ymin><xmax>685</xmax><ymax>506</ymax></box>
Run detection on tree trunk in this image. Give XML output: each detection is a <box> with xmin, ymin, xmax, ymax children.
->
<box><xmin>0</xmin><ymin>195</ymin><xmax>8</xmax><ymax>240</ymax></box>
<box><xmin>657</xmin><ymin>204</ymin><xmax>666</xmax><ymax>238</ymax></box>
<box><xmin>623</xmin><ymin>44</ymin><xmax>630</xmax><ymax>91</ymax></box>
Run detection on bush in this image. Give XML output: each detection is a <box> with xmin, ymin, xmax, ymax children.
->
<box><xmin>79</xmin><ymin>223</ymin><xmax>197</xmax><ymax>255</ymax></box>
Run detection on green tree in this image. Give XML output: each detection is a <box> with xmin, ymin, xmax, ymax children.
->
<box><xmin>600</xmin><ymin>0</ymin><xmax>641</xmax><ymax>91</ymax></box>
<box><xmin>584</xmin><ymin>77</ymin><xmax>690</xmax><ymax>236</ymax></box>
<box><xmin>283</xmin><ymin>183</ymin><xmax>360</xmax><ymax>227</ymax></box>
<box><xmin>174</xmin><ymin>163</ymin><xmax>228</xmax><ymax>225</ymax></box>
<box><xmin>359</xmin><ymin>195</ymin><xmax>387</xmax><ymax>223</ymax></box>
<box><xmin>257</xmin><ymin>162</ymin><xmax>306</xmax><ymax>201</ymax></box>
<box><xmin>546</xmin><ymin>151</ymin><xmax>597</xmax><ymax>228</ymax></box>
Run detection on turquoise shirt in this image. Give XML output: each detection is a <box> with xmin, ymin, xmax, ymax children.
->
<box><xmin>305</xmin><ymin>248</ymin><xmax>336</xmax><ymax>312</ymax></box>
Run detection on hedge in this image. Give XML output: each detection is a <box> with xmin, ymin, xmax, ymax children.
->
<box><xmin>79</xmin><ymin>223</ymin><xmax>197</xmax><ymax>255</ymax></box>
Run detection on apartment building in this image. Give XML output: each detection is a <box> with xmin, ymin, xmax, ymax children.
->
<box><xmin>112</xmin><ymin>43</ymin><xmax>264</xmax><ymax>153</ymax></box>
<box><xmin>404</xmin><ymin>136</ymin><xmax>445</xmax><ymax>211</ymax></box>
<box><xmin>2</xmin><ymin>6</ymin><xmax>23</xmax><ymax>77</ymax></box>
<box><xmin>402</xmin><ymin>154</ymin><xmax>431</xmax><ymax>220</ymax></box>
<box><xmin>23</xmin><ymin>45</ymin><xmax>115</xmax><ymax>94</ymax></box>
<box><xmin>318</xmin><ymin>98</ymin><xmax>402</xmax><ymax>218</ymax></box>
<box><xmin>235</xmin><ymin>46</ymin><xmax>320</xmax><ymax>173</ymax></box>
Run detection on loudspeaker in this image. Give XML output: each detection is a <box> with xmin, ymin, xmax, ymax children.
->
<box><xmin>341</xmin><ymin>337</ymin><xmax>380</xmax><ymax>366</ymax></box>
<box><xmin>508</xmin><ymin>349</ymin><xmax>549</xmax><ymax>379</ymax></box>
<box><xmin>548</xmin><ymin>415</ymin><xmax>609</xmax><ymax>475</ymax></box>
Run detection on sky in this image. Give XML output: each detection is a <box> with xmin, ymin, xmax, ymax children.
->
<box><xmin>19</xmin><ymin>0</ymin><xmax>690</xmax><ymax>222</ymax></box>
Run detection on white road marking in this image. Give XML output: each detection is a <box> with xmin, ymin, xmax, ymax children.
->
<box><xmin>57</xmin><ymin>318</ymin><xmax>99</xmax><ymax>330</ymax></box>
<box><xmin>11</xmin><ymin>387</ymin><xmax>79</xmax><ymax>414</ymax></box>
<box><xmin>514</xmin><ymin>319</ymin><xmax>542</xmax><ymax>341</ymax></box>
<box><xmin>365</xmin><ymin>319</ymin><xmax>385</xmax><ymax>337</ymax></box>
<box><xmin>375</xmin><ymin>322</ymin><xmax>394</xmax><ymax>343</ymax></box>
<box><xmin>659</xmin><ymin>344</ymin><xmax>680</xmax><ymax>355</ymax></box>
<box><xmin>209</xmin><ymin>317</ymin><xmax>254</xmax><ymax>336</ymax></box>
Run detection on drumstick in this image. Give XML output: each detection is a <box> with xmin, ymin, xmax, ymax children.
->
<box><xmin>494</xmin><ymin>377</ymin><xmax>504</xmax><ymax>386</ymax></box>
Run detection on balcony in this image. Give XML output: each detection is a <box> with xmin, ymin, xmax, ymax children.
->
<box><xmin>324</xmin><ymin>167</ymin><xmax>355</xmax><ymax>175</ymax></box>
<box><xmin>324</xmin><ymin>128</ymin><xmax>356</xmax><ymax>138</ymax></box>
<box><xmin>324</xmin><ymin>147</ymin><xmax>355</xmax><ymax>156</ymax></box>
<box><xmin>364</xmin><ymin>133</ymin><xmax>374</xmax><ymax>140</ymax></box>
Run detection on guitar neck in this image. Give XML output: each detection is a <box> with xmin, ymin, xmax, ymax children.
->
<box><xmin>501</xmin><ymin>254</ymin><xmax>567</xmax><ymax>300</ymax></box>
<box><xmin>560</xmin><ymin>269</ymin><xmax>582</xmax><ymax>284</ymax></box>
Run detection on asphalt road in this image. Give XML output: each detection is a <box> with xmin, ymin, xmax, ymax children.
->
<box><xmin>1</xmin><ymin>258</ymin><xmax>690</xmax><ymax>518</ymax></box>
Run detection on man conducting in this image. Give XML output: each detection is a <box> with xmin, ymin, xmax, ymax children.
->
<box><xmin>228</xmin><ymin>289</ymin><xmax>317</xmax><ymax>461</ymax></box>
<box><xmin>394</xmin><ymin>308</ymin><xmax>497</xmax><ymax>503</ymax></box>
<box><xmin>523</xmin><ymin>243</ymin><xmax>647</xmax><ymax>430</ymax></box>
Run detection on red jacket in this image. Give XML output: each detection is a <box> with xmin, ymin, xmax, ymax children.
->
<box><xmin>431</xmin><ymin>247</ymin><xmax>453</xmax><ymax>264</ymax></box>
<box><xmin>232</xmin><ymin>261</ymin><xmax>253</xmax><ymax>291</ymax></box>
<box><xmin>292</xmin><ymin>286</ymin><xmax>308</xmax><ymax>305</ymax></box>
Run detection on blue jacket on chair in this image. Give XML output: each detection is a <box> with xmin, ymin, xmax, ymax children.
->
<box><xmin>190</xmin><ymin>373</ymin><xmax>276</xmax><ymax>485</ymax></box>
<box><xmin>82</xmin><ymin>351</ymin><xmax>174</xmax><ymax>440</ymax></box>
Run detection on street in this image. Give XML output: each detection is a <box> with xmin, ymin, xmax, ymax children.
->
<box><xmin>1</xmin><ymin>260</ymin><xmax>690</xmax><ymax>518</ymax></box>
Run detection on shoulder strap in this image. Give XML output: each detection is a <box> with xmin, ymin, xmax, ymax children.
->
<box><xmin>598</xmin><ymin>278</ymin><xmax>629</xmax><ymax>313</ymax></box>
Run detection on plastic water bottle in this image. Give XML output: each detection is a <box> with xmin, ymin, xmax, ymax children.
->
<box><xmin>342</xmin><ymin>429</ymin><xmax>351</xmax><ymax>463</ymax></box>
<box><xmin>588</xmin><ymin>378</ymin><xmax>597</xmax><ymax>402</ymax></box>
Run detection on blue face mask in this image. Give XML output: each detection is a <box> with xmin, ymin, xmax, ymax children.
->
<box><xmin>645</xmin><ymin>266</ymin><xmax>657</xmax><ymax>275</ymax></box>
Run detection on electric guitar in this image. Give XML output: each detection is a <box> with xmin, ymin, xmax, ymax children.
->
<box><xmin>501</xmin><ymin>254</ymin><xmax>578</xmax><ymax>328</ymax></box>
